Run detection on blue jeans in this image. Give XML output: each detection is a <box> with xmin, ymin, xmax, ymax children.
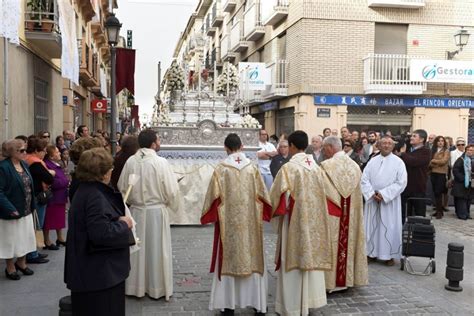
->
<box><xmin>27</xmin><ymin>204</ymin><xmax>47</xmax><ymax>259</ymax></box>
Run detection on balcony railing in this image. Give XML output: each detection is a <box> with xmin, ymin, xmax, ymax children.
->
<box><xmin>261</xmin><ymin>0</ymin><xmax>289</xmax><ymax>26</ymax></box>
<box><xmin>244</xmin><ymin>1</ymin><xmax>265</xmax><ymax>41</ymax></box>
<box><xmin>263</xmin><ymin>60</ymin><xmax>288</xmax><ymax>99</ymax></box>
<box><xmin>211</xmin><ymin>2</ymin><xmax>224</xmax><ymax>27</ymax></box>
<box><xmin>230</xmin><ymin>20</ymin><xmax>249</xmax><ymax>52</ymax></box>
<box><xmin>220</xmin><ymin>34</ymin><xmax>236</xmax><ymax>60</ymax></box>
<box><xmin>363</xmin><ymin>54</ymin><xmax>426</xmax><ymax>95</ymax></box>
<box><xmin>246</xmin><ymin>90</ymin><xmax>265</xmax><ymax>105</ymax></box>
<box><xmin>223</xmin><ymin>0</ymin><xmax>237</xmax><ymax>13</ymax></box>
<box><xmin>368</xmin><ymin>0</ymin><xmax>425</xmax><ymax>9</ymax></box>
<box><xmin>24</xmin><ymin>0</ymin><xmax>61</xmax><ymax>58</ymax></box>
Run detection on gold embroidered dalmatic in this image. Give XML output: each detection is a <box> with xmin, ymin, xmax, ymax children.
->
<box><xmin>269</xmin><ymin>153</ymin><xmax>333</xmax><ymax>272</ymax></box>
<box><xmin>320</xmin><ymin>154</ymin><xmax>369</xmax><ymax>290</ymax></box>
<box><xmin>201</xmin><ymin>159</ymin><xmax>272</xmax><ymax>277</ymax></box>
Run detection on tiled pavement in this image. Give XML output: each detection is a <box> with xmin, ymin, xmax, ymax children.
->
<box><xmin>1</xmin><ymin>207</ymin><xmax>473</xmax><ymax>316</ymax></box>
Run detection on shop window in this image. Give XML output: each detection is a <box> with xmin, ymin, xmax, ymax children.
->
<box><xmin>468</xmin><ymin>110</ymin><xmax>474</xmax><ymax>144</ymax></box>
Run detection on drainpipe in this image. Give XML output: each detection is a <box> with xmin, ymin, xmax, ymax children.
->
<box><xmin>3</xmin><ymin>37</ymin><xmax>9</xmax><ymax>141</ymax></box>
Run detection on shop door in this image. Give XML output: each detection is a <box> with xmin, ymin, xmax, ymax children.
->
<box><xmin>347</xmin><ymin>106</ymin><xmax>412</xmax><ymax>136</ymax></box>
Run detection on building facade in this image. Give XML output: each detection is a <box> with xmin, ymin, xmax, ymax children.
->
<box><xmin>0</xmin><ymin>0</ymin><xmax>116</xmax><ymax>143</ymax></box>
<box><xmin>171</xmin><ymin>0</ymin><xmax>474</xmax><ymax>140</ymax></box>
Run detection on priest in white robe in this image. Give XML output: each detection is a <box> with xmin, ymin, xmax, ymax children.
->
<box><xmin>270</xmin><ymin>131</ymin><xmax>332</xmax><ymax>316</ymax></box>
<box><xmin>118</xmin><ymin>129</ymin><xmax>180</xmax><ymax>300</ymax></box>
<box><xmin>361</xmin><ymin>136</ymin><xmax>407</xmax><ymax>265</ymax></box>
<box><xmin>201</xmin><ymin>133</ymin><xmax>272</xmax><ymax>315</ymax></box>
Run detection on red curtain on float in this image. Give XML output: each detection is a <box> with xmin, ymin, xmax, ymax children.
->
<box><xmin>115</xmin><ymin>48</ymin><xmax>136</xmax><ymax>95</ymax></box>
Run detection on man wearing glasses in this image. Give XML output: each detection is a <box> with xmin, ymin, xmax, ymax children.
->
<box><xmin>399</xmin><ymin>129</ymin><xmax>431</xmax><ymax>223</ymax></box>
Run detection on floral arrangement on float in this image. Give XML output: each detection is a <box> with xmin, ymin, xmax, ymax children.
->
<box><xmin>234</xmin><ymin>114</ymin><xmax>262</xmax><ymax>129</ymax></box>
<box><xmin>217</xmin><ymin>62</ymin><xmax>239</xmax><ymax>95</ymax></box>
<box><xmin>156</xmin><ymin>103</ymin><xmax>173</xmax><ymax>126</ymax></box>
<box><xmin>165</xmin><ymin>60</ymin><xmax>185</xmax><ymax>93</ymax></box>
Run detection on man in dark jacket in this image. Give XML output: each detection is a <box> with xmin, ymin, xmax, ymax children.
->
<box><xmin>270</xmin><ymin>140</ymin><xmax>291</xmax><ymax>178</ymax></box>
<box><xmin>399</xmin><ymin>129</ymin><xmax>431</xmax><ymax>223</ymax></box>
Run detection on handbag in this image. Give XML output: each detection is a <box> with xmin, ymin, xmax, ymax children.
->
<box><xmin>36</xmin><ymin>188</ymin><xmax>53</xmax><ymax>205</ymax></box>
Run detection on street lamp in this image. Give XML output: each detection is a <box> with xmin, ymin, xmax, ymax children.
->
<box><xmin>105</xmin><ymin>13</ymin><xmax>122</xmax><ymax>155</ymax></box>
<box><xmin>447</xmin><ymin>27</ymin><xmax>470</xmax><ymax>60</ymax></box>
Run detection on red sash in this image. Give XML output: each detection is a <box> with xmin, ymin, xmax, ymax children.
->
<box><xmin>327</xmin><ymin>196</ymin><xmax>351</xmax><ymax>287</ymax></box>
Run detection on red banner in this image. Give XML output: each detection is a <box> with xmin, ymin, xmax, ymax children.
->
<box><xmin>116</xmin><ymin>48</ymin><xmax>136</xmax><ymax>95</ymax></box>
<box><xmin>91</xmin><ymin>99</ymin><xmax>107</xmax><ymax>113</ymax></box>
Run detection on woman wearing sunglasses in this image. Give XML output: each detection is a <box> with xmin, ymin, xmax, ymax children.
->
<box><xmin>0</xmin><ymin>139</ymin><xmax>37</xmax><ymax>280</ymax></box>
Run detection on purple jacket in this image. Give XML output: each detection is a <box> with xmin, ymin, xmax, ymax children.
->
<box><xmin>45</xmin><ymin>159</ymin><xmax>69</xmax><ymax>205</ymax></box>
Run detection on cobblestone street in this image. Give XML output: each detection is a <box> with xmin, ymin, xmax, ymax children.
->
<box><xmin>1</xmin><ymin>208</ymin><xmax>473</xmax><ymax>316</ymax></box>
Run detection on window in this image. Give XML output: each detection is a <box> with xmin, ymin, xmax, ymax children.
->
<box><xmin>34</xmin><ymin>78</ymin><xmax>49</xmax><ymax>133</ymax></box>
<box><xmin>375</xmin><ymin>23</ymin><xmax>408</xmax><ymax>54</ymax></box>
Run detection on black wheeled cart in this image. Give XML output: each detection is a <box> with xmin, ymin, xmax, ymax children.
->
<box><xmin>400</xmin><ymin>215</ymin><xmax>436</xmax><ymax>275</ymax></box>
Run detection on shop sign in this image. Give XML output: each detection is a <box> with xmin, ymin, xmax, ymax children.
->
<box><xmin>410</xmin><ymin>59</ymin><xmax>474</xmax><ymax>84</ymax></box>
<box><xmin>238</xmin><ymin>62</ymin><xmax>270</xmax><ymax>91</ymax></box>
<box><xmin>259</xmin><ymin>101</ymin><xmax>278</xmax><ymax>112</ymax></box>
<box><xmin>91</xmin><ymin>99</ymin><xmax>107</xmax><ymax>113</ymax></box>
<box><xmin>314</xmin><ymin>95</ymin><xmax>474</xmax><ymax>108</ymax></box>
<box><xmin>317</xmin><ymin>108</ymin><xmax>331</xmax><ymax>118</ymax></box>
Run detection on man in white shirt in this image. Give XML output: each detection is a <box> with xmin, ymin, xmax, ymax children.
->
<box><xmin>257</xmin><ymin>129</ymin><xmax>277</xmax><ymax>190</ymax></box>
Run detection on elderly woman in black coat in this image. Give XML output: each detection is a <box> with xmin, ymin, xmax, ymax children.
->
<box><xmin>451</xmin><ymin>144</ymin><xmax>474</xmax><ymax>220</ymax></box>
<box><xmin>65</xmin><ymin>148</ymin><xmax>133</xmax><ymax>316</ymax></box>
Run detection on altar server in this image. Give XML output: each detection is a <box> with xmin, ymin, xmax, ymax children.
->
<box><xmin>270</xmin><ymin>130</ymin><xmax>332</xmax><ymax>316</ymax></box>
<box><xmin>118</xmin><ymin>129</ymin><xmax>180</xmax><ymax>300</ymax></box>
<box><xmin>201</xmin><ymin>133</ymin><xmax>272</xmax><ymax>315</ymax></box>
<box><xmin>361</xmin><ymin>136</ymin><xmax>407</xmax><ymax>266</ymax></box>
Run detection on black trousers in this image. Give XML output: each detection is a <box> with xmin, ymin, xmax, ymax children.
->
<box><xmin>401</xmin><ymin>192</ymin><xmax>427</xmax><ymax>224</ymax></box>
<box><xmin>71</xmin><ymin>281</ymin><xmax>125</xmax><ymax>316</ymax></box>
<box><xmin>454</xmin><ymin>197</ymin><xmax>472</xmax><ymax>220</ymax></box>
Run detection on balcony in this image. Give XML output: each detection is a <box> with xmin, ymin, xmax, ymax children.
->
<box><xmin>244</xmin><ymin>1</ymin><xmax>265</xmax><ymax>41</ymax></box>
<box><xmin>363</xmin><ymin>54</ymin><xmax>427</xmax><ymax>95</ymax></box>
<box><xmin>207</xmin><ymin>27</ymin><xmax>217</xmax><ymax>36</ymax></box>
<box><xmin>261</xmin><ymin>0</ymin><xmax>289</xmax><ymax>26</ymax></box>
<box><xmin>78</xmin><ymin>0</ymin><xmax>95</xmax><ymax>22</ymax></box>
<box><xmin>211</xmin><ymin>2</ymin><xmax>224</xmax><ymax>27</ymax></box>
<box><xmin>79</xmin><ymin>39</ymin><xmax>100</xmax><ymax>88</ymax></box>
<box><xmin>230</xmin><ymin>20</ymin><xmax>249</xmax><ymax>53</ymax></box>
<box><xmin>262</xmin><ymin>60</ymin><xmax>288</xmax><ymax>99</ymax></box>
<box><xmin>223</xmin><ymin>0</ymin><xmax>237</xmax><ymax>13</ymax></box>
<box><xmin>368</xmin><ymin>0</ymin><xmax>425</xmax><ymax>9</ymax></box>
<box><xmin>24</xmin><ymin>0</ymin><xmax>61</xmax><ymax>58</ymax></box>
<box><xmin>246</xmin><ymin>90</ymin><xmax>265</xmax><ymax>105</ymax></box>
<box><xmin>220</xmin><ymin>34</ymin><xmax>236</xmax><ymax>61</ymax></box>
<box><xmin>91</xmin><ymin>21</ymin><xmax>106</xmax><ymax>46</ymax></box>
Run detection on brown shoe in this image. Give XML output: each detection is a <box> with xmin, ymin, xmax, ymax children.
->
<box><xmin>367</xmin><ymin>256</ymin><xmax>376</xmax><ymax>263</ymax></box>
<box><xmin>435</xmin><ymin>212</ymin><xmax>443</xmax><ymax>219</ymax></box>
<box><xmin>385</xmin><ymin>259</ymin><xmax>395</xmax><ymax>266</ymax></box>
